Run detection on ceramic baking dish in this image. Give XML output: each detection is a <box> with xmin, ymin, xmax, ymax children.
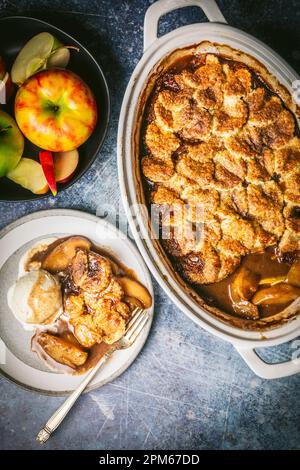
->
<box><xmin>118</xmin><ymin>0</ymin><xmax>300</xmax><ymax>378</ymax></box>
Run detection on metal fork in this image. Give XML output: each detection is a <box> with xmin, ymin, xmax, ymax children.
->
<box><xmin>36</xmin><ymin>307</ymin><xmax>149</xmax><ymax>444</ymax></box>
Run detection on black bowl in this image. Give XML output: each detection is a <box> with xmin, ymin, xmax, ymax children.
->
<box><xmin>0</xmin><ymin>16</ymin><xmax>110</xmax><ymax>201</ymax></box>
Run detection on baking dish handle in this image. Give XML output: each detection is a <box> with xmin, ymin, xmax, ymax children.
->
<box><xmin>236</xmin><ymin>346</ymin><xmax>300</xmax><ymax>379</ymax></box>
<box><xmin>144</xmin><ymin>0</ymin><xmax>227</xmax><ymax>51</ymax></box>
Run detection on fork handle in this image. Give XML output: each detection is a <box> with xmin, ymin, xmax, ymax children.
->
<box><xmin>36</xmin><ymin>350</ymin><xmax>114</xmax><ymax>444</ymax></box>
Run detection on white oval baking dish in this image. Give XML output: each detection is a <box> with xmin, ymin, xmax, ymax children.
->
<box><xmin>118</xmin><ymin>0</ymin><xmax>300</xmax><ymax>379</ymax></box>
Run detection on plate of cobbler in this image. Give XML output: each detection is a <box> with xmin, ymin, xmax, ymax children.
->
<box><xmin>118</xmin><ymin>0</ymin><xmax>300</xmax><ymax>378</ymax></box>
<box><xmin>0</xmin><ymin>209</ymin><xmax>153</xmax><ymax>394</ymax></box>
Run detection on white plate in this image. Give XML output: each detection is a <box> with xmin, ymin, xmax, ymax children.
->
<box><xmin>0</xmin><ymin>209</ymin><xmax>154</xmax><ymax>395</ymax></box>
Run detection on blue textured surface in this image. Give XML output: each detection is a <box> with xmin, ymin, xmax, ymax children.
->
<box><xmin>1</xmin><ymin>0</ymin><xmax>300</xmax><ymax>450</ymax></box>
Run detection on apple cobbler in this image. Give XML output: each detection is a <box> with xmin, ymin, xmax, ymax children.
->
<box><xmin>9</xmin><ymin>236</ymin><xmax>152</xmax><ymax>374</ymax></box>
<box><xmin>140</xmin><ymin>51</ymin><xmax>300</xmax><ymax>327</ymax></box>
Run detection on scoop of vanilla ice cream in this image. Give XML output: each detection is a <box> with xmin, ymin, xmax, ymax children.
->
<box><xmin>8</xmin><ymin>270</ymin><xmax>62</xmax><ymax>327</ymax></box>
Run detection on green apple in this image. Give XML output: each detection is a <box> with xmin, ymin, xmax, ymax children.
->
<box><xmin>0</xmin><ymin>110</ymin><xmax>24</xmax><ymax>177</ymax></box>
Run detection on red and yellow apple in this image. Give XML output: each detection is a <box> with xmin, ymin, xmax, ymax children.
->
<box><xmin>15</xmin><ymin>69</ymin><xmax>97</xmax><ymax>152</ymax></box>
<box><xmin>0</xmin><ymin>56</ymin><xmax>13</xmax><ymax>104</ymax></box>
<box><xmin>0</xmin><ymin>110</ymin><xmax>24</xmax><ymax>177</ymax></box>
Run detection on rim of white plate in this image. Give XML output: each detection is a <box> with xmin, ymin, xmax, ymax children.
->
<box><xmin>0</xmin><ymin>209</ymin><xmax>154</xmax><ymax>396</ymax></box>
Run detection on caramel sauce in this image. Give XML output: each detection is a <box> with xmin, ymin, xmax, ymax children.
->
<box><xmin>27</xmin><ymin>237</ymin><xmax>136</xmax><ymax>279</ymax></box>
<box><xmin>198</xmin><ymin>247</ymin><xmax>290</xmax><ymax>319</ymax></box>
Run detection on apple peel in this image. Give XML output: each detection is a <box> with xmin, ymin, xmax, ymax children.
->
<box><xmin>0</xmin><ymin>72</ymin><xmax>14</xmax><ymax>105</ymax></box>
<box><xmin>39</xmin><ymin>150</ymin><xmax>57</xmax><ymax>196</ymax></box>
<box><xmin>54</xmin><ymin>149</ymin><xmax>79</xmax><ymax>184</ymax></box>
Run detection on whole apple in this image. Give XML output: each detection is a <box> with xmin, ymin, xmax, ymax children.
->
<box><xmin>0</xmin><ymin>110</ymin><xmax>24</xmax><ymax>177</ymax></box>
<box><xmin>15</xmin><ymin>69</ymin><xmax>97</xmax><ymax>152</ymax></box>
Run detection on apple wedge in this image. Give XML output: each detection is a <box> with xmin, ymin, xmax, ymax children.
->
<box><xmin>7</xmin><ymin>158</ymin><xmax>49</xmax><ymax>194</ymax></box>
<box><xmin>0</xmin><ymin>72</ymin><xmax>13</xmax><ymax>105</ymax></box>
<box><xmin>229</xmin><ymin>266</ymin><xmax>260</xmax><ymax>320</ymax></box>
<box><xmin>0</xmin><ymin>56</ymin><xmax>13</xmax><ymax>104</ymax></box>
<box><xmin>252</xmin><ymin>283</ymin><xmax>300</xmax><ymax>306</ymax></box>
<box><xmin>54</xmin><ymin>149</ymin><xmax>79</xmax><ymax>184</ymax></box>
<box><xmin>35</xmin><ymin>332</ymin><xmax>88</xmax><ymax>369</ymax></box>
<box><xmin>11</xmin><ymin>32</ymin><xmax>72</xmax><ymax>86</ymax></box>
<box><xmin>39</xmin><ymin>151</ymin><xmax>57</xmax><ymax>196</ymax></box>
<box><xmin>118</xmin><ymin>277</ymin><xmax>152</xmax><ymax>308</ymax></box>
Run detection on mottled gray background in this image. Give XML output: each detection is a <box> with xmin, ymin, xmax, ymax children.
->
<box><xmin>0</xmin><ymin>0</ymin><xmax>300</xmax><ymax>450</ymax></box>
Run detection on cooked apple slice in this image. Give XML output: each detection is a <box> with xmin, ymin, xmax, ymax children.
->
<box><xmin>110</xmin><ymin>259</ymin><xmax>121</xmax><ymax>276</ymax></box>
<box><xmin>259</xmin><ymin>259</ymin><xmax>300</xmax><ymax>288</ymax></box>
<box><xmin>124</xmin><ymin>295</ymin><xmax>144</xmax><ymax>310</ymax></box>
<box><xmin>54</xmin><ymin>149</ymin><xmax>79</xmax><ymax>183</ymax></box>
<box><xmin>259</xmin><ymin>276</ymin><xmax>286</xmax><ymax>286</ymax></box>
<box><xmin>229</xmin><ymin>266</ymin><xmax>260</xmax><ymax>319</ymax></box>
<box><xmin>252</xmin><ymin>283</ymin><xmax>300</xmax><ymax>305</ymax></box>
<box><xmin>39</xmin><ymin>151</ymin><xmax>57</xmax><ymax>196</ymax></box>
<box><xmin>36</xmin><ymin>332</ymin><xmax>88</xmax><ymax>368</ymax></box>
<box><xmin>118</xmin><ymin>276</ymin><xmax>152</xmax><ymax>308</ymax></box>
<box><xmin>42</xmin><ymin>236</ymin><xmax>92</xmax><ymax>273</ymax></box>
<box><xmin>286</xmin><ymin>259</ymin><xmax>300</xmax><ymax>288</ymax></box>
<box><xmin>7</xmin><ymin>158</ymin><xmax>49</xmax><ymax>194</ymax></box>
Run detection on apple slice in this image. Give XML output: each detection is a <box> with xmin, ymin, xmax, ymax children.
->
<box><xmin>287</xmin><ymin>259</ymin><xmax>300</xmax><ymax>288</ymax></box>
<box><xmin>39</xmin><ymin>150</ymin><xmax>57</xmax><ymax>196</ymax></box>
<box><xmin>252</xmin><ymin>283</ymin><xmax>300</xmax><ymax>305</ymax></box>
<box><xmin>229</xmin><ymin>266</ymin><xmax>260</xmax><ymax>320</ymax></box>
<box><xmin>11</xmin><ymin>32</ymin><xmax>77</xmax><ymax>86</ymax></box>
<box><xmin>42</xmin><ymin>236</ymin><xmax>92</xmax><ymax>273</ymax></box>
<box><xmin>0</xmin><ymin>56</ymin><xmax>5</xmax><ymax>79</ymax></box>
<box><xmin>54</xmin><ymin>149</ymin><xmax>79</xmax><ymax>184</ymax></box>
<box><xmin>118</xmin><ymin>276</ymin><xmax>152</xmax><ymax>308</ymax></box>
<box><xmin>0</xmin><ymin>72</ymin><xmax>13</xmax><ymax>105</ymax></box>
<box><xmin>47</xmin><ymin>47</ymin><xmax>70</xmax><ymax>68</ymax></box>
<box><xmin>11</xmin><ymin>32</ymin><xmax>54</xmax><ymax>85</ymax></box>
<box><xmin>7</xmin><ymin>158</ymin><xmax>49</xmax><ymax>194</ymax></box>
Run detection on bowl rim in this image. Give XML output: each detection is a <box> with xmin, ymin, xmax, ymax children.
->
<box><xmin>0</xmin><ymin>15</ymin><xmax>110</xmax><ymax>202</ymax></box>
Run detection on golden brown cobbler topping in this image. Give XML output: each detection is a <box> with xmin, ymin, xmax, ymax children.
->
<box><xmin>141</xmin><ymin>54</ymin><xmax>300</xmax><ymax>284</ymax></box>
<box><xmin>64</xmin><ymin>249</ymin><xmax>129</xmax><ymax>347</ymax></box>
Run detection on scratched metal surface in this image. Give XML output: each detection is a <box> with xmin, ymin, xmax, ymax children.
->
<box><xmin>0</xmin><ymin>0</ymin><xmax>300</xmax><ymax>450</ymax></box>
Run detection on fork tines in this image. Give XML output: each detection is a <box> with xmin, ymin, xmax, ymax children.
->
<box><xmin>125</xmin><ymin>307</ymin><xmax>149</xmax><ymax>343</ymax></box>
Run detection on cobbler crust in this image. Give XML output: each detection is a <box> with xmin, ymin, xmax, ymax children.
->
<box><xmin>141</xmin><ymin>53</ymin><xmax>300</xmax><ymax>285</ymax></box>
